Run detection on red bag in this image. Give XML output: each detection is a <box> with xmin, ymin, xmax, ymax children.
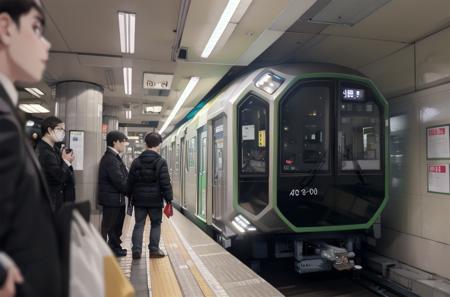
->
<box><xmin>164</xmin><ymin>203</ymin><xmax>173</xmax><ymax>218</ymax></box>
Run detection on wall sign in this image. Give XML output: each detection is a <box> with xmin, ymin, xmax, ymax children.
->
<box><xmin>69</xmin><ymin>130</ymin><xmax>84</xmax><ymax>171</ymax></box>
<box><xmin>428</xmin><ymin>164</ymin><xmax>450</xmax><ymax>194</ymax></box>
<box><xmin>143</xmin><ymin>73</ymin><xmax>173</xmax><ymax>90</ymax></box>
<box><xmin>427</xmin><ymin>125</ymin><xmax>450</xmax><ymax>159</ymax></box>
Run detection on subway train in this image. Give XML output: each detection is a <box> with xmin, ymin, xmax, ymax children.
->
<box><xmin>161</xmin><ymin>63</ymin><xmax>388</xmax><ymax>274</ymax></box>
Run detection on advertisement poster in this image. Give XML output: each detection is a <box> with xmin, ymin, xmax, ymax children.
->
<box><xmin>427</xmin><ymin>125</ymin><xmax>450</xmax><ymax>159</ymax></box>
<box><xmin>428</xmin><ymin>164</ymin><xmax>450</xmax><ymax>194</ymax></box>
<box><xmin>69</xmin><ymin>131</ymin><xmax>84</xmax><ymax>171</ymax></box>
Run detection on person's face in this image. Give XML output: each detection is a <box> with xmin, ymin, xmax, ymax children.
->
<box><xmin>114</xmin><ymin>140</ymin><xmax>127</xmax><ymax>154</ymax></box>
<box><xmin>49</xmin><ymin>123</ymin><xmax>65</xmax><ymax>142</ymax></box>
<box><xmin>0</xmin><ymin>7</ymin><xmax>51</xmax><ymax>83</ymax></box>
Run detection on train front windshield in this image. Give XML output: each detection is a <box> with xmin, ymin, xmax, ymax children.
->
<box><xmin>278</xmin><ymin>79</ymin><xmax>385</xmax><ymax>228</ymax></box>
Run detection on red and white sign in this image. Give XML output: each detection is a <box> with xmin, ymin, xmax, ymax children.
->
<box><xmin>427</xmin><ymin>125</ymin><xmax>450</xmax><ymax>159</ymax></box>
<box><xmin>428</xmin><ymin>164</ymin><xmax>450</xmax><ymax>193</ymax></box>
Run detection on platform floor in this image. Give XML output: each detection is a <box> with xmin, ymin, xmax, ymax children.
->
<box><xmin>118</xmin><ymin>209</ymin><xmax>283</xmax><ymax>297</ymax></box>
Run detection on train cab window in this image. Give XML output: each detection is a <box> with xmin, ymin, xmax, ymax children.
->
<box><xmin>237</xmin><ymin>94</ymin><xmax>269</xmax><ymax>215</ymax></box>
<box><xmin>338</xmin><ymin>82</ymin><xmax>381</xmax><ymax>171</ymax></box>
<box><xmin>238</xmin><ymin>95</ymin><xmax>269</xmax><ymax>175</ymax></box>
<box><xmin>280</xmin><ymin>82</ymin><xmax>331</xmax><ymax>173</ymax></box>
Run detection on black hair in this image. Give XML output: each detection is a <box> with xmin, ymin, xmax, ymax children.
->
<box><xmin>0</xmin><ymin>0</ymin><xmax>45</xmax><ymax>27</ymax></box>
<box><xmin>106</xmin><ymin>131</ymin><xmax>127</xmax><ymax>147</ymax></box>
<box><xmin>145</xmin><ymin>132</ymin><xmax>162</xmax><ymax>148</ymax></box>
<box><xmin>41</xmin><ymin>116</ymin><xmax>62</xmax><ymax>136</ymax></box>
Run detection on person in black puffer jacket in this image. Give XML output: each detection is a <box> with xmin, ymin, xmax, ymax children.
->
<box><xmin>128</xmin><ymin>132</ymin><xmax>173</xmax><ymax>259</ymax></box>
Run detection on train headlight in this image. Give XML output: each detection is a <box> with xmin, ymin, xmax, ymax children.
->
<box><xmin>255</xmin><ymin>72</ymin><xmax>285</xmax><ymax>95</ymax></box>
<box><xmin>232</xmin><ymin>215</ymin><xmax>257</xmax><ymax>233</ymax></box>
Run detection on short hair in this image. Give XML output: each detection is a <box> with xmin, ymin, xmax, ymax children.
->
<box><xmin>106</xmin><ymin>131</ymin><xmax>128</xmax><ymax>147</ymax></box>
<box><xmin>41</xmin><ymin>116</ymin><xmax>62</xmax><ymax>136</ymax></box>
<box><xmin>145</xmin><ymin>132</ymin><xmax>162</xmax><ymax>148</ymax></box>
<box><xmin>0</xmin><ymin>0</ymin><xmax>45</xmax><ymax>27</ymax></box>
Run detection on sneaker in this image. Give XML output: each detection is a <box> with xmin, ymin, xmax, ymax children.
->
<box><xmin>132</xmin><ymin>251</ymin><xmax>141</xmax><ymax>259</ymax></box>
<box><xmin>149</xmin><ymin>249</ymin><xmax>165</xmax><ymax>258</ymax></box>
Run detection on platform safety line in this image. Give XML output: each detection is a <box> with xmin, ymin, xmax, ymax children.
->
<box><xmin>162</xmin><ymin>221</ymin><xmax>212</xmax><ymax>296</ymax></box>
<box><xmin>168</xmin><ymin>217</ymin><xmax>229</xmax><ymax>297</ymax></box>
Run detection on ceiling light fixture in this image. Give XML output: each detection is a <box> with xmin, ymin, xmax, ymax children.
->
<box><xmin>118</xmin><ymin>12</ymin><xmax>136</xmax><ymax>54</ymax></box>
<box><xmin>201</xmin><ymin>0</ymin><xmax>240</xmax><ymax>58</ymax></box>
<box><xmin>159</xmin><ymin>77</ymin><xmax>200</xmax><ymax>134</ymax></box>
<box><xmin>123</xmin><ymin>67</ymin><xmax>132</xmax><ymax>95</ymax></box>
<box><xmin>24</xmin><ymin>88</ymin><xmax>44</xmax><ymax>98</ymax></box>
<box><xmin>19</xmin><ymin>104</ymin><xmax>50</xmax><ymax>114</ymax></box>
<box><xmin>125</xmin><ymin>109</ymin><xmax>132</xmax><ymax>120</ymax></box>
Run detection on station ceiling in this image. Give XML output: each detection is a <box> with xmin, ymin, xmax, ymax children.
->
<box><xmin>18</xmin><ymin>0</ymin><xmax>450</xmax><ymax>134</ymax></box>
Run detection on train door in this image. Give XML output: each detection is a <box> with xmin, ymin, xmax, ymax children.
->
<box><xmin>212</xmin><ymin>117</ymin><xmax>226</xmax><ymax>220</ymax></box>
<box><xmin>197</xmin><ymin>127</ymin><xmax>207</xmax><ymax>220</ymax></box>
<box><xmin>180</xmin><ymin>137</ymin><xmax>186</xmax><ymax>208</ymax></box>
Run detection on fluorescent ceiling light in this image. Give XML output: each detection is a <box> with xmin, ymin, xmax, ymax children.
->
<box><xmin>127</xmin><ymin>136</ymin><xmax>139</xmax><ymax>140</ymax></box>
<box><xmin>123</xmin><ymin>67</ymin><xmax>132</xmax><ymax>95</ymax></box>
<box><xmin>159</xmin><ymin>77</ymin><xmax>200</xmax><ymax>135</ymax></box>
<box><xmin>118</xmin><ymin>12</ymin><xmax>136</xmax><ymax>54</ymax></box>
<box><xmin>24</xmin><ymin>88</ymin><xmax>44</xmax><ymax>98</ymax></box>
<box><xmin>125</xmin><ymin>109</ymin><xmax>132</xmax><ymax>119</ymax></box>
<box><xmin>19</xmin><ymin>104</ymin><xmax>50</xmax><ymax>114</ymax></box>
<box><xmin>201</xmin><ymin>0</ymin><xmax>240</xmax><ymax>58</ymax></box>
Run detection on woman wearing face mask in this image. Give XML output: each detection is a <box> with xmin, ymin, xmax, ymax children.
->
<box><xmin>35</xmin><ymin>116</ymin><xmax>74</xmax><ymax>211</ymax></box>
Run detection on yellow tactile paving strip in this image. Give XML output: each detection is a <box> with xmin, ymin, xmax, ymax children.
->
<box><xmin>149</xmin><ymin>253</ymin><xmax>183</xmax><ymax>297</ymax></box>
<box><xmin>161</xmin><ymin>216</ymin><xmax>216</xmax><ymax>297</ymax></box>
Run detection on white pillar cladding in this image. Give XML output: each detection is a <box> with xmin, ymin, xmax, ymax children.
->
<box><xmin>56</xmin><ymin>81</ymin><xmax>103</xmax><ymax>217</ymax></box>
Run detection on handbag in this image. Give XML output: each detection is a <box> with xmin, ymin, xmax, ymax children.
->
<box><xmin>163</xmin><ymin>203</ymin><xmax>173</xmax><ymax>218</ymax></box>
<box><xmin>69</xmin><ymin>210</ymin><xmax>135</xmax><ymax>297</ymax></box>
<box><xmin>126</xmin><ymin>197</ymin><xmax>133</xmax><ymax>216</ymax></box>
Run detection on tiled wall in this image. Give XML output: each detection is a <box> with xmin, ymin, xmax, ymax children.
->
<box><xmin>360</xmin><ymin>26</ymin><xmax>450</xmax><ymax>279</ymax></box>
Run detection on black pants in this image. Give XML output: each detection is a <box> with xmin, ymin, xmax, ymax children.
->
<box><xmin>101</xmin><ymin>206</ymin><xmax>125</xmax><ymax>250</ymax></box>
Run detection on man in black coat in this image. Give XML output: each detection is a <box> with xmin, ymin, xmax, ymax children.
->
<box><xmin>35</xmin><ymin>116</ymin><xmax>74</xmax><ymax>210</ymax></box>
<box><xmin>98</xmin><ymin>131</ymin><xmax>129</xmax><ymax>257</ymax></box>
<box><xmin>128</xmin><ymin>132</ymin><xmax>173</xmax><ymax>259</ymax></box>
<box><xmin>0</xmin><ymin>1</ymin><xmax>63</xmax><ymax>296</ymax></box>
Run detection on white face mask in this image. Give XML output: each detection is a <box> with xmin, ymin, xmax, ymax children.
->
<box><xmin>53</xmin><ymin>130</ymin><xmax>65</xmax><ymax>143</ymax></box>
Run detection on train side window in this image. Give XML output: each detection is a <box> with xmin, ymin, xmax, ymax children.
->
<box><xmin>187</xmin><ymin>137</ymin><xmax>196</xmax><ymax>172</ymax></box>
<box><xmin>238</xmin><ymin>95</ymin><xmax>269</xmax><ymax>175</ymax></box>
<box><xmin>339</xmin><ymin>82</ymin><xmax>381</xmax><ymax>171</ymax></box>
<box><xmin>280</xmin><ymin>82</ymin><xmax>331</xmax><ymax>173</ymax></box>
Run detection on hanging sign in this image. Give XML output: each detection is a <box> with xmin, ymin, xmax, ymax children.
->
<box><xmin>428</xmin><ymin>164</ymin><xmax>450</xmax><ymax>194</ymax></box>
<box><xmin>143</xmin><ymin>73</ymin><xmax>173</xmax><ymax>90</ymax></box>
<box><xmin>427</xmin><ymin>125</ymin><xmax>450</xmax><ymax>159</ymax></box>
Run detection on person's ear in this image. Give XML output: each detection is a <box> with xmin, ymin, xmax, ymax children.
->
<box><xmin>0</xmin><ymin>13</ymin><xmax>14</xmax><ymax>46</ymax></box>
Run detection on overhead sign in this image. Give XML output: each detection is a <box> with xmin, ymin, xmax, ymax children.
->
<box><xmin>428</xmin><ymin>164</ymin><xmax>450</xmax><ymax>194</ymax></box>
<box><xmin>427</xmin><ymin>125</ymin><xmax>450</xmax><ymax>159</ymax></box>
<box><xmin>143</xmin><ymin>73</ymin><xmax>173</xmax><ymax>90</ymax></box>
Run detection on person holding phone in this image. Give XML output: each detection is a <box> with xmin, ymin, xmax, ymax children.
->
<box><xmin>35</xmin><ymin>116</ymin><xmax>74</xmax><ymax>210</ymax></box>
<box><xmin>62</xmin><ymin>148</ymin><xmax>75</xmax><ymax>202</ymax></box>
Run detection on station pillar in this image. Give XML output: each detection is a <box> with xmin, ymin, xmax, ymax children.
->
<box><xmin>55</xmin><ymin>81</ymin><xmax>103</xmax><ymax>225</ymax></box>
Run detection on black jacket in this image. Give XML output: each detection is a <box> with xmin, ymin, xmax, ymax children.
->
<box><xmin>0</xmin><ymin>86</ymin><xmax>62</xmax><ymax>296</ymax></box>
<box><xmin>63</xmin><ymin>162</ymin><xmax>76</xmax><ymax>202</ymax></box>
<box><xmin>127</xmin><ymin>150</ymin><xmax>173</xmax><ymax>208</ymax></box>
<box><xmin>35</xmin><ymin>140</ymin><xmax>71</xmax><ymax>209</ymax></box>
<box><xmin>98</xmin><ymin>148</ymin><xmax>128</xmax><ymax>207</ymax></box>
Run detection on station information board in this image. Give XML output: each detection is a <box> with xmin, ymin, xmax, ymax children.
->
<box><xmin>427</xmin><ymin>125</ymin><xmax>450</xmax><ymax>159</ymax></box>
<box><xmin>69</xmin><ymin>130</ymin><xmax>84</xmax><ymax>171</ymax></box>
<box><xmin>428</xmin><ymin>164</ymin><xmax>450</xmax><ymax>194</ymax></box>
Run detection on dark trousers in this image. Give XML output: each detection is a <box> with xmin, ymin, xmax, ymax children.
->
<box><xmin>101</xmin><ymin>206</ymin><xmax>125</xmax><ymax>250</ymax></box>
<box><xmin>132</xmin><ymin>207</ymin><xmax>162</xmax><ymax>253</ymax></box>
